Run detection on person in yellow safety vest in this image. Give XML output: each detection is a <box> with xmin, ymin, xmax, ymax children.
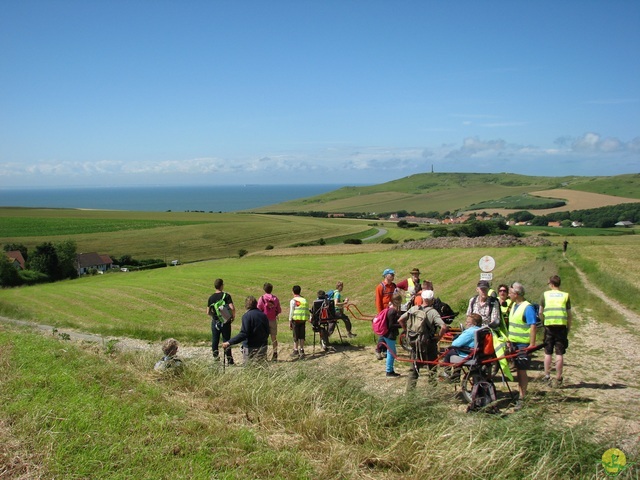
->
<box><xmin>497</xmin><ymin>283</ymin><xmax>513</xmax><ymax>331</ymax></box>
<box><xmin>396</xmin><ymin>268</ymin><xmax>422</xmax><ymax>312</ymax></box>
<box><xmin>539</xmin><ymin>275</ymin><xmax>572</xmax><ymax>388</ymax></box>
<box><xmin>508</xmin><ymin>282</ymin><xmax>538</xmax><ymax>410</ymax></box>
<box><xmin>288</xmin><ymin>285</ymin><xmax>310</xmax><ymax>359</ymax></box>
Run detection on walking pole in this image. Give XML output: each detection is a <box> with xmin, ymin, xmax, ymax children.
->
<box><xmin>222</xmin><ymin>349</ymin><xmax>226</xmax><ymax>373</ymax></box>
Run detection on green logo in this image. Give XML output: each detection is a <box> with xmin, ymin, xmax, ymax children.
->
<box><xmin>601</xmin><ymin>448</ymin><xmax>633</xmax><ymax>477</ymax></box>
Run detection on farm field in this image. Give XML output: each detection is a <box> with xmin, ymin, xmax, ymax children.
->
<box><xmin>0</xmin><ymin>208</ymin><xmax>373</xmax><ymax>262</ymax></box>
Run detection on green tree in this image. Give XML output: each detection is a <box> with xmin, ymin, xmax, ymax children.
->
<box><xmin>29</xmin><ymin>242</ymin><xmax>60</xmax><ymax>280</ymax></box>
<box><xmin>56</xmin><ymin>240</ymin><xmax>79</xmax><ymax>280</ymax></box>
<box><xmin>0</xmin><ymin>255</ymin><xmax>22</xmax><ymax>287</ymax></box>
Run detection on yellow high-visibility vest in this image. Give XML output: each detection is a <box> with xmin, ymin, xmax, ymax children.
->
<box><xmin>543</xmin><ymin>290</ymin><xmax>569</xmax><ymax>326</ymax></box>
<box><xmin>292</xmin><ymin>297</ymin><xmax>309</xmax><ymax>322</ymax></box>
<box><xmin>509</xmin><ymin>301</ymin><xmax>532</xmax><ymax>344</ymax></box>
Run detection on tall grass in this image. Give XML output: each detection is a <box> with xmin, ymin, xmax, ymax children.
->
<box><xmin>0</xmin><ymin>326</ymin><xmax>611</xmax><ymax>479</ymax></box>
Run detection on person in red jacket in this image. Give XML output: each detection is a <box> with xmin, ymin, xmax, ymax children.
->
<box><xmin>375</xmin><ymin>268</ymin><xmax>396</xmax><ymax>359</ymax></box>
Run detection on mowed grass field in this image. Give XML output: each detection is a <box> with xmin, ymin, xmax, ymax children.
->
<box><xmin>0</xmin><ymin>244</ymin><xmax>576</xmax><ymax>343</ymax></box>
<box><xmin>0</xmin><ymin>208</ymin><xmax>373</xmax><ymax>262</ymax></box>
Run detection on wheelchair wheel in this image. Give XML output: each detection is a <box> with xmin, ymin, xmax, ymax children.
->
<box><xmin>460</xmin><ymin>365</ymin><xmax>493</xmax><ymax>404</ymax></box>
<box><xmin>460</xmin><ymin>368</ymin><xmax>475</xmax><ymax>404</ymax></box>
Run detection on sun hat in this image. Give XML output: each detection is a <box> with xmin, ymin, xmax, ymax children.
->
<box><xmin>382</xmin><ymin>268</ymin><xmax>395</xmax><ymax>277</ymax></box>
<box><xmin>421</xmin><ymin>290</ymin><xmax>435</xmax><ymax>300</ymax></box>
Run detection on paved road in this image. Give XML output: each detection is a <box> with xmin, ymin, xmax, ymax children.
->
<box><xmin>363</xmin><ymin>227</ymin><xmax>387</xmax><ymax>241</ymax></box>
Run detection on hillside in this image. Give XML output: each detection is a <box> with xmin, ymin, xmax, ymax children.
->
<box><xmin>249</xmin><ymin>172</ymin><xmax>640</xmax><ymax>215</ymax></box>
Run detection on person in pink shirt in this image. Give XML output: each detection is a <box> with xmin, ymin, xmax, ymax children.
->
<box><xmin>257</xmin><ymin>282</ymin><xmax>282</xmax><ymax>361</ymax></box>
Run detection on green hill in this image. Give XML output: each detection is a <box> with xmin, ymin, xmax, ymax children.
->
<box><xmin>250</xmin><ymin>172</ymin><xmax>640</xmax><ymax>214</ymax></box>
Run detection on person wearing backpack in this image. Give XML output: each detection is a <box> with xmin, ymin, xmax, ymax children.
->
<box><xmin>207</xmin><ymin>278</ymin><xmax>236</xmax><ymax>365</ymax></box>
<box><xmin>396</xmin><ymin>268</ymin><xmax>422</xmax><ymax>312</ymax></box>
<box><xmin>332</xmin><ymin>281</ymin><xmax>357</xmax><ymax>338</ymax></box>
<box><xmin>379</xmin><ymin>293</ymin><xmax>403</xmax><ymax>377</ymax></box>
<box><xmin>374</xmin><ymin>268</ymin><xmax>397</xmax><ymax>359</ymax></box>
<box><xmin>399</xmin><ymin>289</ymin><xmax>449</xmax><ymax>390</ymax></box>
<box><xmin>466</xmin><ymin>280</ymin><xmax>501</xmax><ymax>330</ymax></box>
<box><xmin>257</xmin><ymin>282</ymin><xmax>282</xmax><ymax>361</ymax></box>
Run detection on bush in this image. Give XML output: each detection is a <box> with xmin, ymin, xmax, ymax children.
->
<box><xmin>238</xmin><ymin>249</ymin><xmax>248</xmax><ymax>257</ymax></box>
<box><xmin>265</xmin><ymin>245</ymin><xmax>274</xmax><ymax>250</ymax></box>
<box><xmin>380</xmin><ymin>237</ymin><xmax>397</xmax><ymax>244</ymax></box>
<box><xmin>343</xmin><ymin>238</ymin><xmax>362</xmax><ymax>245</ymax></box>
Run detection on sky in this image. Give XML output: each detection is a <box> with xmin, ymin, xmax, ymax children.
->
<box><xmin>1</xmin><ymin>0</ymin><xmax>639</xmax><ymax>188</ymax></box>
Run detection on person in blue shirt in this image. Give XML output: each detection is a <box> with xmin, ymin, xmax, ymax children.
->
<box><xmin>441</xmin><ymin>313</ymin><xmax>482</xmax><ymax>379</ymax></box>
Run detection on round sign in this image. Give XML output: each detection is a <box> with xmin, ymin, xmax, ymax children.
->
<box><xmin>479</xmin><ymin>255</ymin><xmax>495</xmax><ymax>273</ymax></box>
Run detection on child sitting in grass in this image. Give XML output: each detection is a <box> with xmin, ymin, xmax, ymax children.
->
<box><xmin>154</xmin><ymin>338</ymin><xmax>184</xmax><ymax>372</ymax></box>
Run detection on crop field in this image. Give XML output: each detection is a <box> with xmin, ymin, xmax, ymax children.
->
<box><xmin>528</xmin><ymin>189</ymin><xmax>640</xmax><ymax>213</ymax></box>
<box><xmin>0</xmin><ymin>208</ymin><xmax>372</xmax><ymax>262</ymax></box>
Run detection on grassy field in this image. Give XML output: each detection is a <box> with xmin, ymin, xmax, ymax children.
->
<box><xmin>250</xmin><ymin>172</ymin><xmax>640</xmax><ymax>215</ymax></box>
<box><xmin>2</xmin><ymin>207</ymin><xmax>639</xmax><ymax>478</ymax></box>
<box><xmin>0</xmin><ymin>208</ymin><xmax>373</xmax><ymax>263</ymax></box>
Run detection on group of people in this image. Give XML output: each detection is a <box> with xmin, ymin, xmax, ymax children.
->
<box><xmin>157</xmin><ymin>269</ymin><xmax>573</xmax><ymax>411</ymax></box>
<box><xmin>373</xmin><ymin>267</ymin><xmax>572</xmax><ymax>409</ymax></box>
<box><xmin>205</xmin><ymin>279</ymin><xmax>357</xmax><ymax>364</ymax></box>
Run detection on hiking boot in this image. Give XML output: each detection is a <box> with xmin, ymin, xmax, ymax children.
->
<box><xmin>299</xmin><ymin>349</ymin><xmax>305</xmax><ymax>359</ymax></box>
<box><xmin>541</xmin><ymin>374</ymin><xmax>551</xmax><ymax>384</ymax></box>
<box><xmin>376</xmin><ymin>351</ymin><xmax>384</xmax><ymax>360</ymax></box>
<box><xmin>291</xmin><ymin>349</ymin><xmax>299</xmax><ymax>357</ymax></box>
<box><xmin>226</xmin><ymin>357</ymin><xmax>234</xmax><ymax>366</ymax></box>
<box><xmin>552</xmin><ymin>377</ymin><xmax>563</xmax><ymax>388</ymax></box>
<box><xmin>386</xmin><ymin>371</ymin><xmax>401</xmax><ymax>377</ymax></box>
<box><xmin>271</xmin><ymin>351</ymin><xmax>278</xmax><ymax>362</ymax></box>
<box><xmin>514</xmin><ymin>400</ymin><xmax>524</xmax><ymax>411</ymax></box>
<box><xmin>347</xmin><ymin>332</ymin><xmax>357</xmax><ymax>338</ymax></box>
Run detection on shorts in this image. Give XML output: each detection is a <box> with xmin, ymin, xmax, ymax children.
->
<box><xmin>269</xmin><ymin>319</ymin><xmax>278</xmax><ymax>337</ymax></box>
<box><xmin>292</xmin><ymin>321</ymin><xmax>306</xmax><ymax>342</ymax></box>
<box><xmin>544</xmin><ymin>326</ymin><xmax>569</xmax><ymax>355</ymax></box>
<box><xmin>513</xmin><ymin>343</ymin><xmax>531</xmax><ymax>370</ymax></box>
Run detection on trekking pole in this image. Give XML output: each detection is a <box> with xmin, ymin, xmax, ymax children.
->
<box><xmin>222</xmin><ymin>350</ymin><xmax>226</xmax><ymax>373</ymax></box>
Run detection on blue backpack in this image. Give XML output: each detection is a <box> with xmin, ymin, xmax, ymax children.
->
<box><xmin>326</xmin><ymin>289</ymin><xmax>336</xmax><ymax>300</ymax></box>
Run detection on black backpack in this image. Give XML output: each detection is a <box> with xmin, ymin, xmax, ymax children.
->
<box><xmin>467</xmin><ymin>377</ymin><xmax>498</xmax><ymax>413</ymax></box>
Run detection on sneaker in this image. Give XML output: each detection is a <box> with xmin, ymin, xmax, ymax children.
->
<box><xmin>299</xmin><ymin>349</ymin><xmax>305</xmax><ymax>359</ymax></box>
<box><xmin>386</xmin><ymin>371</ymin><xmax>401</xmax><ymax>377</ymax></box>
<box><xmin>514</xmin><ymin>400</ymin><xmax>524</xmax><ymax>411</ymax></box>
<box><xmin>541</xmin><ymin>374</ymin><xmax>551</xmax><ymax>384</ymax></box>
<box><xmin>347</xmin><ymin>332</ymin><xmax>357</xmax><ymax>338</ymax></box>
<box><xmin>552</xmin><ymin>377</ymin><xmax>563</xmax><ymax>388</ymax></box>
<box><xmin>376</xmin><ymin>351</ymin><xmax>384</xmax><ymax>361</ymax></box>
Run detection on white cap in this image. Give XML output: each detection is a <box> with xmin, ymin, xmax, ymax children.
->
<box><xmin>421</xmin><ymin>290</ymin><xmax>435</xmax><ymax>300</ymax></box>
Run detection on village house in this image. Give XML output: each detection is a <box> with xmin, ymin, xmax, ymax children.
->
<box><xmin>615</xmin><ymin>221</ymin><xmax>634</xmax><ymax>227</ymax></box>
<box><xmin>76</xmin><ymin>252</ymin><xmax>113</xmax><ymax>275</ymax></box>
<box><xmin>5</xmin><ymin>250</ymin><xmax>26</xmax><ymax>270</ymax></box>
<box><xmin>547</xmin><ymin>221</ymin><xmax>562</xmax><ymax>227</ymax></box>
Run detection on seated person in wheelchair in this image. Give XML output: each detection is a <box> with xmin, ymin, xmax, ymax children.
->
<box><xmin>311</xmin><ymin>290</ymin><xmax>338</xmax><ymax>350</ymax></box>
<box><xmin>442</xmin><ymin>314</ymin><xmax>483</xmax><ymax>378</ymax></box>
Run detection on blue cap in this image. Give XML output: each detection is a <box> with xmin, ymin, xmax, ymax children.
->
<box><xmin>382</xmin><ymin>268</ymin><xmax>395</xmax><ymax>277</ymax></box>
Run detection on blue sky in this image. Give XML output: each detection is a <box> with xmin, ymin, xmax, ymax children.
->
<box><xmin>1</xmin><ymin>0</ymin><xmax>639</xmax><ymax>187</ymax></box>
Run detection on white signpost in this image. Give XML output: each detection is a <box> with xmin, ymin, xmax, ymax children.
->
<box><xmin>478</xmin><ymin>255</ymin><xmax>495</xmax><ymax>281</ymax></box>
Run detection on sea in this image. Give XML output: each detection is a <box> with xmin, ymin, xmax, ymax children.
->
<box><xmin>0</xmin><ymin>184</ymin><xmax>349</xmax><ymax>212</ymax></box>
